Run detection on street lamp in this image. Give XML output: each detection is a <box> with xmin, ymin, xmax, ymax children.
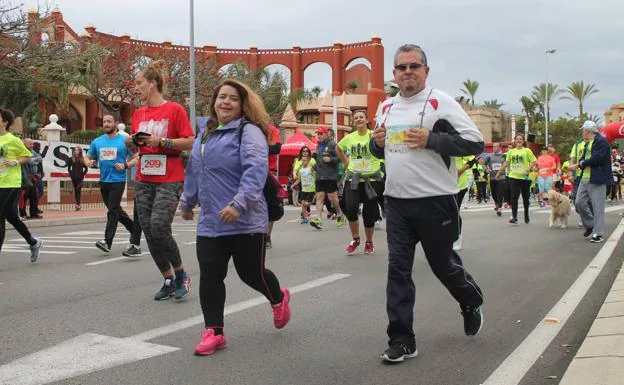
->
<box><xmin>189</xmin><ymin>0</ymin><xmax>196</xmax><ymax>133</ymax></box>
<box><xmin>544</xmin><ymin>49</ymin><xmax>556</xmax><ymax>147</ymax></box>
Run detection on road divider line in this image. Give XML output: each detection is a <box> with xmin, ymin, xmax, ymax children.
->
<box><xmin>85</xmin><ymin>257</ymin><xmax>130</xmax><ymax>266</ymax></box>
<box><xmin>482</xmin><ymin>218</ymin><xmax>624</xmax><ymax>385</ymax></box>
<box><xmin>131</xmin><ymin>273</ymin><xmax>351</xmax><ymax>342</ymax></box>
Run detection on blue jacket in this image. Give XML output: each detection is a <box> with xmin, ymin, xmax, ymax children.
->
<box><xmin>581</xmin><ymin>133</ymin><xmax>611</xmax><ymax>185</ymax></box>
<box><xmin>181</xmin><ymin>118</ymin><xmax>268</xmax><ymax>237</ymax></box>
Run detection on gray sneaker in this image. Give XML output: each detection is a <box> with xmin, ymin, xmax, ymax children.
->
<box><xmin>30</xmin><ymin>238</ymin><xmax>43</xmax><ymax>263</ymax></box>
<box><xmin>122</xmin><ymin>244</ymin><xmax>142</xmax><ymax>257</ymax></box>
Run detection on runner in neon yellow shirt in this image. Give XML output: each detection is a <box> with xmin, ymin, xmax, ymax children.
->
<box><xmin>454</xmin><ymin>155</ymin><xmax>476</xmax><ymax>251</ymax></box>
<box><xmin>495</xmin><ymin>134</ymin><xmax>536</xmax><ymax>225</ymax></box>
<box><xmin>0</xmin><ymin>107</ymin><xmax>43</xmax><ymax>262</ymax></box>
<box><xmin>336</xmin><ymin>109</ymin><xmax>383</xmax><ymax>255</ymax></box>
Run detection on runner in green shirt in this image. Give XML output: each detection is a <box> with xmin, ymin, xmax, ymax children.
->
<box><xmin>336</xmin><ymin>110</ymin><xmax>382</xmax><ymax>255</ymax></box>
<box><xmin>0</xmin><ymin>107</ymin><xmax>43</xmax><ymax>262</ymax></box>
<box><xmin>495</xmin><ymin>134</ymin><xmax>536</xmax><ymax>225</ymax></box>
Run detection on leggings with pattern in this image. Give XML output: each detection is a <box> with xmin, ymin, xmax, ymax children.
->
<box><xmin>135</xmin><ymin>181</ymin><xmax>183</xmax><ymax>273</ymax></box>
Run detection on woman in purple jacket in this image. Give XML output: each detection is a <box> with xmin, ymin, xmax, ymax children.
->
<box><xmin>181</xmin><ymin>79</ymin><xmax>291</xmax><ymax>356</ymax></box>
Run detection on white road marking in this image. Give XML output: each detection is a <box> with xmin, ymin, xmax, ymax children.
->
<box><xmin>0</xmin><ymin>273</ymin><xmax>350</xmax><ymax>385</ymax></box>
<box><xmin>482</xmin><ymin>218</ymin><xmax>624</xmax><ymax>385</ymax></box>
<box><xmin>534</xmin><ymin>205</ymin><xmax>624</xmax><ymax>215</ymax></box>
<box><xmin>287</xmin><ymin>219</ymin><xmax>300</xmax><ymax>223</ymax></box>
<box><xmin>185</xmin><ymin>241</ymin><xmax>196</xmax><ymax>245</ymax></box>
<box><xmin>0</xmin><ymin>249</ymin><xmax>75</xmax><ymax>255</ymax></box>
<box><xmin>85</xmin><ymin>257</ymin><xmax>131</xmax><ymax>266</ymax></box>
<box><xmin>0</xmin><ymin>333</ymin><xmax>178</xmax><ymax>385</ymax></box>
<box><xmin>9</xmin><ymin>236</ymin><xmax>159</xmax><ymax>241</ymax></box>
<box><xmin>132</xmin><ymin>273</ymin><xmax>351</xmax><ymax>341</ymax></box>
<box><xmin>4</xmin><ymin>245</ymin><xmax>99</xmax><ymax>250</ymax></box>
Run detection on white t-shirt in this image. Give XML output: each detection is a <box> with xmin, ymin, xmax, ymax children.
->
<box><xmin>375</xmin><ymin>86</ymin><xmax>483</xmax><ymax>199</ymax></box>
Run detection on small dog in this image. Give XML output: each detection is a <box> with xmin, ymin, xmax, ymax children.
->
<box><xmin>541</xmin><ymin>190</ymin><xmax>571</xmax><ymax>229</ymax></box>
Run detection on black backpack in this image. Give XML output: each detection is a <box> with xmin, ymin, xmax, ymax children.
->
<box><xmin>237</xmin><ymin>119</ymin><xmax>284</xmax><ymax>222</ymax></box>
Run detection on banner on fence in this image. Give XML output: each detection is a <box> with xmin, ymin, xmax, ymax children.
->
<box><xmin>34</xmin><ymin>140</ymin><xmax>101</xmax><ymax>182</ymax></box>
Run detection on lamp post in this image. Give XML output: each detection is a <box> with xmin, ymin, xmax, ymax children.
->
<box><xmin>189</xmin><ymin>0</ymin><xmax>196</xmax><ymax>133</ymax></box>
<box><xmin>544</xmin><ymin>49</ymin><xmax>556</xmax><ymax>147</ymax></box>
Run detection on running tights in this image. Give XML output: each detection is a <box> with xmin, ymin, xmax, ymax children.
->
<box><xmin>509</xmin><ymin>178</ymin><xmax>531</xmax><ymax>221</ymax></box>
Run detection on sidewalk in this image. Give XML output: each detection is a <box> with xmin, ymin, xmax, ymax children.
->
<box><xmin>559</xmin><ymin>262</ymin><xmax>624</xmax><ymax>385</ymax></box>
<box><xmin>9</xmin><ymin>206</ymin><xmax>112</xmax><ymax>230</ymax></box>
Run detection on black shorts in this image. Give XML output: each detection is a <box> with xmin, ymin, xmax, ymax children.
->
<box><xmin>298</xmin><ymin>192</ymin><xmax>315</xmax><ymax>203</ymax></box>
<box><xmin>315</xmin><ymin>180</ymin><xmax>338</xmax><ymax>194</ymax></box>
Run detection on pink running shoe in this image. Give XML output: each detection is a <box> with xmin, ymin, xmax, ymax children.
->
<box><xmin>364</xmin><ymin>241</ymin><xmax>375</xmax><ymax>255</ymax></box>
<box><xmin>345</xmin><ymin>239</ymin><xmax>361</xmax><ymax>255</ymax></box>
<box><xmin>272</xmin><ymin>288</ymin><xmax>291</xmax><ymax>329</ymax></box>
<box><xmin>194</xmin><ymin>328</ymin><xmax>227</xmax><ymax>356</ymax></box>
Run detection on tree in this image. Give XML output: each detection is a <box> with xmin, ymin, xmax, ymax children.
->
<box><xmin>460</xmin><ymin>79</ymin><xmax>479</xmax><ymax>105</ymax></box>
<box><xmin>311</xmin><ymin>86</ymin><xmax>322</xmax><ymax>98</ymax></box>
<box><xmin>531</xmin><ymin>82</ymin><xmax>563</xmax><ymax>120</ymax></box>
<box><xmin>346</xmin><ymin>80</ymin><xmax>359</xmax><ymax>94</ymax></box>
<box><xmin>483</xmin><ymin>99</ymin><xmax>504</xmax><ymax>110</ymax></box>
<box><xmin>560</xmin><ymin>80</ymin><xmax>599</xmax><ymax>121</ymax></box>
<box><xmin>519</xmin><ymin>95</ymin><xmax>541</xmax><ymax>123</ymax></box>
<box><xmin>531</xmin><ymin>117</ymin><xmax>581</xmax><ymax>160</ymax></box>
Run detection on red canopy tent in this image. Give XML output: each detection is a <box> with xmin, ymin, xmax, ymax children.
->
<box><xmin>280</xmin><ymin>130</ymin><xmax>317</xmax><ymax>156</ymax></box>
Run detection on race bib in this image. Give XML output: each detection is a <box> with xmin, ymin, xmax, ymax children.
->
<box><xmin>540</xmin><ymin>168</ymin><xmax>549</xmax><ymax>174</ymax></box>
<box><xmin>99</xmin><ymin>147</ymin><xmax>117</xmax><ymax>161</ymax></box>
<box><xmin>511</xmin><ymin>163</ymin><xmax>523</xmax><ymax>173</ymax></box>
<box><xmin>492</xmin><ymin>163</ymin><xmax>501</xmax><ymax>171</ymax></box>
<box><xmin>351</xmin><ymin>158</ymin><xmax>374</xmax><ymax>173</ymax></box>
<box><xmin>140</xmin><ymin>154</ymin><xmax>167</xmax><ymax>176</ymax></box>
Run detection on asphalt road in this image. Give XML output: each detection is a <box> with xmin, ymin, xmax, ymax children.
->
<box><xmin>0</xmin><ymin>202</ymin><xmax>623</xmax><ymax>385</ymax></box>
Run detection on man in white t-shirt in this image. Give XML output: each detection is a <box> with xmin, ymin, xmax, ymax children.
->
<box><xmin>370</xmin><ymin>44</ymin><xmax>485</xmax><ymax>363</ymax></box>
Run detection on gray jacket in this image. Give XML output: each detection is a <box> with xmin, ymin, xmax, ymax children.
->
<box><xmin>314</xmin><ymin>139</ymin><xmax>340</xmax><ymax>181</ymax></box>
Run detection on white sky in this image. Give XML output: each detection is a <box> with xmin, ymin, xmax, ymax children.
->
<box><xmin>29</xmin><ymin>0</ymin><xmax>624</xmax><ymax>119</ymax></box>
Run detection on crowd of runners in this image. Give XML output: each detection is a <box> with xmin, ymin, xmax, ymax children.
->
<box><xmin>0</xmin><ymin>43</ymin><xmax>618</xmax><ymax>363</ymax></box>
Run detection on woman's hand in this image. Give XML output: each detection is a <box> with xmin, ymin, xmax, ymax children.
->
<box><xmin>181</xmin><ymin>210</ymin><xmax>194</xmax><ymax>221</ymax></box>
<box><xmin>2</xmin><ymin>159</ymin><xmax>19</xmax><ymax>167</ymax></box>
<box><xmin>219</xmin><ymin>205</ymin><xmax>240</xmax><ymax>223</ymax></box>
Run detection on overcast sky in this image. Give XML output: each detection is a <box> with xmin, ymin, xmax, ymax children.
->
<box><xmin>31</xmin><ymin>0</ymin><xmax>622</xmax><ymax>120</ymax></box>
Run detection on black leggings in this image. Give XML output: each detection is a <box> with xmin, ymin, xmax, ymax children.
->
<box><xmin>456</xmin><ymin>188</ymin><xmax>468</xmax><ymax>235</ymax></box>
<box><xmin>509</xmin><ymin>179</ymin><xmax>531</xmax><ymax>220</ymax></box>
<box><xmin>343</xmin><ymin>181</ymin><xmax>382</xmax><ymax>228</ymax></box>
<box><xmin>100</xmin><ymin>182</ymin><xmax>134</xmax><ymax>247</ymax></box>
<box><xmin>1</xmin><ymin>188</ymin><xmax>36</xmax><ymax>252</ymax></box>
<box><xmin>71</xmin><ymin>178</ymin><xmax>84</xmax><ymax>205</ymax></box>
<box><xmin>490</xmin><ymin>179</ymin><xmax>504</xmax><ymax>208</ymax></box>
<box><xmin>196</xmin><ymin>234</ymin><xmax>283</xmax><ymax>333</ymax></box>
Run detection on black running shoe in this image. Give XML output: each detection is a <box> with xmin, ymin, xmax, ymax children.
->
<box><xmin>380</xmin><ymin>341</ymin><xmax>418</xmax><ymax>363</ymax></box>
<box><xmin>95</xmin><ymin>240</ymin><xmax>111</xmax><ymax>253</ymax></box>
<box><xmin>461</xmin><ymin>305</ymin><xmax>484</xmax><ymax>336</ymax></box>
<box><xmin>583</xmin><ymin>227</ymin><xmax>593</xmax><ymax>238</ymax></box>
<box><xmin>590</xmin><ymin>235</ymin><xmax>603</xmax><ymax>243</ymax></box>
<box><xmin>524</xmin><ymin>214</ymin><xmax>530</xmax><ymax>224</ymax></box>
<box><xmin>154</xmin><ymin>278</ymin><xmax>176</xmax><ymax>301</ymax></box>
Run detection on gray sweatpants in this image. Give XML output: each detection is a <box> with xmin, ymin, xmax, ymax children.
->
<box><xmin>575</xmin><ymin>180</ymin><xmax>606</xmax><ymax>237</ymax></box>
<box><xmin>135</xmin><ymin>181</ymin><xmax>184</xmax><ymax>273</ymax></box>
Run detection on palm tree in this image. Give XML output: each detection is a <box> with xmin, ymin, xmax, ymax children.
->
<box><xmin>286</xmin><ymin>88</ymin><xmax>309</xmax><ymax>122</ymax></box>
<box><xmin>560</xmin><ymin>80</ymin><xmax>599</xmax><ymax>120</ymax></box>
<box><xmin>519</xmin><ymin>95</ymin><xmax>541</xmax><ymax>123</ymax></box>
<box><xmin>531</xmin><ymin>82</ymin><xmax>563</xmax><ymax>120</ymax></box>
<box><xmin>346</xmin><ymin>80</ymin><xmax>359</xmax><ymax>94</ymax></box>
<box><xmin>311</xmin><ymin>86</ymin><xmax>322</xmax><ymax>98</ymax></box>
<box><xmin>483</xmin><ymin>99</ymin><xmax>504</xmax><ymax>110</ymax></box>
<box><xmin>460</xmin><ymin>79</ymin><xmax>479</xmax><ymax>105</ymax></box>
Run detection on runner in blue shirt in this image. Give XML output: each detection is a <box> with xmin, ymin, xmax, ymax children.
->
<box><xmin>85</xmin><ymin>114</ymin><xmax>141</xmax><ymax>254</ymax></box>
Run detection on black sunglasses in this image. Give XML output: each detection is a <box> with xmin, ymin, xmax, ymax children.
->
<box><xmin>394</xmin><ymin>63</ymin><xmax>425</xmax><ymax>71</ymax></box>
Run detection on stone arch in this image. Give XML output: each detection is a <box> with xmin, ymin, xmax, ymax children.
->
<box><xmin>344</xmin><ymin>58</ymin><xmax>373</xmax><ymax>94</ymax></box>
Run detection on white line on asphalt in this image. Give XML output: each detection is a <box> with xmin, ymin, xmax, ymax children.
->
<box><xmin>533</xmin><ymin>205</ymin><xmax>624</xmax><ymax>215</ymax></box>
<box><xmin>287</xmin><ymin>219</ymin><xmax>300</xmax><ymax>223</ymax></box>
<box><xmin>85</xmin><ymin>257</ymin><xmax>131</xmax><ymax>266</ymax></box>
<box><xmin>0</xmin><ymin>282</ymin><xmax>5</xmax><ymax>285</ymax></box>
<box><xmin>0</xmin><ymin>249</ymin><xmax>75</xmax><ymax>255</ymax></box>
<box><xmin>482</xmin><ymin>218</ymin><xmax>624</xmax><ymax>385</ymax></box>
<box><xmin>185</xmin><ymin>241</ymin><xmax>196</xmax><ymax>245</ymax></box>
<box><xmin>131</xmin><ymin>273</ymin><xmax>351</xmax><ymax>342</ymax></box>
<box><xmin>4</xmin><ymin>245</ymin><xmax>100</xmax><ymax>250</ymax></box>
<box><xmin>8</xmin><ymin>236</ymin><xmax>160</xmax><ymax>241</ymax></box>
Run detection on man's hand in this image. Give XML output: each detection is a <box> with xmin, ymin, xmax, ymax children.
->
<box><xmin>373</xmin><ymin>124</ymin><xmax>386</xmax><ymax>148</ymax></box>
<box><xmin>219</xmin><ymin>205</ymin><xmax>240</xmax><ymax>223</ymax></box>
<box><xmin>86</xmin><ymin>159</ymin><xmax>95</xmax><ymax>167</ymax></box>
<box><xmin>404</xmin><ymin>127</ymin><xmax>430</xmax><ymax>149</ymax></box>
<box><xmin>114</xmin><ymin>163</ymin><xmax>125</xmax><ymax>171</ymax></box>
<box><xmin>181</xmin><ymin>210</ymin><xmax>194</xmax><ymax>221</ymax></box>
<box><xmin>142</xmin><ymin>135</ymin><xmax>161</xmax><ymax>148</ymax></box>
